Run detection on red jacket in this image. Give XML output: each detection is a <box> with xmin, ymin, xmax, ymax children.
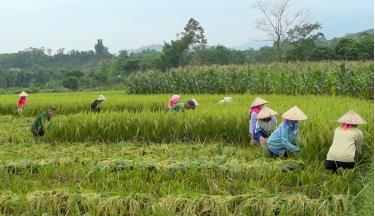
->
<box><xmin>17</xmin><ymin>98</ymin><xmax>27</xmax><ymax>108</ymax></box>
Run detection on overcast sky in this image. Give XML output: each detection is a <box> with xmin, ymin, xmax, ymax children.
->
<box><xmin>0</xmin><ymin>0</ymin><xmax>373</xmax><ymax>54</ymax></box>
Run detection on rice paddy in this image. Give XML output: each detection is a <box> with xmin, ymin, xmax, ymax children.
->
<box><xmin>0</xmin><ymin>91</ymin><xmax>373</xmax><ymax>215</ymax></box>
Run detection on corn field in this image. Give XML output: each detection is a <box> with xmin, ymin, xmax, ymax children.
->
<box><xmin>126</xmin><ymin>62</ymin><xmax>374</xmax><ymax>99</ymax></box>
<box><xmin>0</xmin><ymin>91</ymin><xmax>373</xmax><ymax>215</ymax></box>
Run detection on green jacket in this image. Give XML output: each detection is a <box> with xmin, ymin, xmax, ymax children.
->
<box><xmin>31</xmin><ymin>112</ymin><xmax>51</xmax><ymax>134</ymax></box>
<box><xmin>171</xmin><ymin>103</ymin><xmax>185</xmax><ymax>112</ymax></box>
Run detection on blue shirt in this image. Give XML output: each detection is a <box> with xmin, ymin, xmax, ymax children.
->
<box><xmin>267</xmin><ymin>121</ymin><xmax>300</xmax><ymax>156</ymax></box>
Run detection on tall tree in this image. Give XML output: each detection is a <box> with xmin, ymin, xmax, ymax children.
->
<box><xmin>285</xmin><ymin>22</ymin><xmax>325</xmax><ymax>60</ymax></box>
<box><xmin>94</xmin><ymin>39</ymin><xmax>110</xmax><ymax>57</ymax></box>
<box><xmin>178</xmin><ymin>18</ymin><xmax>207</xmax><ymax>48</ymax></box>
<box><xmin>252</xmin><ymin>0</ymin><xmax>309</xmax><ymax>61</ymax></box>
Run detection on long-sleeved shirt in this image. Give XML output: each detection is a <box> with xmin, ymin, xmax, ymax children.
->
<box><xmin>31</xmin><ymin>112</ymin><xmax>50</xmax><ymax>134</ymax></box>
<box><xmin>171</xmin><ymin>103</ymin><xmax>185</xmax><ymax>112</ymax></box>
<box><xmin>256</xmin><ymin>116</ymin><xmax>277</xmax><ymax>134</ymax></box>
<box><xmin>267</xmin><ymin>121</ymin><xmax>300</xmax><ymax>156</ymax></box>
<box><xmin>249</xmin><ymin>112</ymin><xmax>258</xmax><ymax>137</ymax></box>
<box><xmin>326</xmin><ymin>127</ymin><xmax>363</xmax><ymax>162</ymax></box>
<box><xmin>90</xmin><ymin>100</ymin><xmax>102</xmax><ymax>112</ymax></box>
<box><xmin>17</xmin><ymin>98</ymin><xmax>27</xmax><ymax>108</ymax></box>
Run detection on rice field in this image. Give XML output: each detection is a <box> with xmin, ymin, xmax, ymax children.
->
<box><xmin>0</xmin><ymin>91</ymin><xmax>373</xmax><ymax>215</ymax></box>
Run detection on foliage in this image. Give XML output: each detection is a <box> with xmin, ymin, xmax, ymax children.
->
<box><xmin>126</xmin><ymin>62</ymin><xmax>374</xmax><ymax>99</ymax></box>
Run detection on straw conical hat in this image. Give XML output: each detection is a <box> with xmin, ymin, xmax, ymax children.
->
<box><xmin>282</xmin><ymin>106</ymin><xmax>308</xmax><ymax>121</ymax></box>
<box><xmin>250</xmin><ymin>97</ymin><xmax>268</xmax><ymax>108</ymax></box>
<box><xmin>191</xmin><ymin>98</ymin><xmax>199</xmax><ymax>106</ymax></box>
<box><xmin>257</xmin><ymin>106</ymin><xmax>278</xmax><ymax>119</ymax></box>
<box><xmin>19</xmin><ymin>91</ymin><xmax>28</xmax><ymax>97</ymax></box>
<box><xmin>223</xmin><ymin>97</ymin><xmax>233</xmax><ymax>102</ymax></box>
<box><xmin>97</xmin><ymin>95</ymin><xmax>106</xmax><ymax>100</ymax></box>
<box><xmin>337</xmin><ymin>111</ymin><xmax>367</xmax><ymax>125</ymax></box>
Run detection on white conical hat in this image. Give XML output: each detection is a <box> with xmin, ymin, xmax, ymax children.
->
<box><xmin>191</xmin><ymin>98</ymin><xmax>199</xmax><ymax>106</ymax></box>
<box><xmin>282</xmin><ymin>106</ymin><xmax>308</xmax><ymax>121</ymax></box>
<box><xmin>19</xmin><ymin>91</ymin><xmax>28</xmax><ymax>97</ymax></box>
<box><xmin>218</xmin><ymin>99</ymin><xmax>226</xmax><ymax>104</ymax></box>
<box><xmin>250</xmin><ymin>97</ymin><xmax>268</xmax><ymax>108</ymax></box>
<box><xmin>97</xmin><ymin>95</ymin><xmax>106</xmax><ymax>100</ymax></box>
<box><xmin>337</xmin><ymin>111</ymin><xmax>367</xmax><ymax>125</ymax></box>
<box><xmin>256</xmin><ymin>106</ymin><xmax>278</xmax><ymax>119</ymax></box>
<box><xmin>223</xmin><ymin>97</ymin><xmax>233</xmax><ymax>102</ymax></box>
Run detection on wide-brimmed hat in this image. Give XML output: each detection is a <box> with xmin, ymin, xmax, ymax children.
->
<box><xmin>282</xmin><ymin>106</ymin><xmax>308</xmax><ymax>121</ymax></box>
<box><xmin>336</xmin><ymin>111</ymin><xmax>367</xmax><ymax>125</ymax></box>
<box><xmin>19</xmin><ymin>91</ymin><xmax>28</xmax><ymax>97</ymax></box>
<box><xmin>191</xmin><ymin>98</ymin><xmax>199</xmax><ymax>106</ymax></box>
<box><xmin>97</xmin><ymin>95</ymin><xmax>106</xmax><ymax>101</ymax></box>
<box><xmin>218</xmin><ymin>96</ymin><xmax>233</xmax><ymax>104</ymax></box>
<box><xmin>257</xmin><ymin>106</ymin><xmax>278</xmax><ymax>119</ymax></box>
<box><xmin>250</xmin><ymin>97</ymin><xmax>268</xmax><ymax>108</ymax></box>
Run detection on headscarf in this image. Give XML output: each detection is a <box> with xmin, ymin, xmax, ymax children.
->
<box><xmin>250</xmin><ymin>105</ymin><xmax>262</xmax><ymax>114</ymax></box>
<box><xmin>342</xmin><ymin>123</ymin><xmax>353</xmax><ymax>131</ymax></box>
<box><xmin>171</xmin><ymin>95</ymin><xmax>181</xmax><ymax>103</ymax></box>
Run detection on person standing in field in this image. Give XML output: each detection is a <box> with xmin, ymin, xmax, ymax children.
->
<box><xmin>17</xmin><ymin>91</ymin><xmax>28</xmax><ymax>114</ymax></box>
<box><xmin>165</xmin><ymin>95</ymin><xmax>181</xmax><ymax>111</ymax></box>
<box><xmin>171</xmin><ymin>99</ymin><xmax>198</xmax><ymax>112</ymax></box>
<box><xmin>253</xmin><ymin>106</ymin><xmax>278</xmax><ymax>144</ymax></box>
<box><xmin>90</xmin><ymin>95</ymin><xmax>105</xmax><ymax>112</ymax></box>
<box><xmin>31</xmin><ymin>107</ymin><xmax>56</xmax><ymax>137</ymax></box>
<box><xmin>267</xmin><ymin>106</ymin><xmax>308</xmax><ymax>158</ymax></box>
<box><xmin>325</xmin><ymin>111</ymin><xmax>366</xmax><ymax>172</ymax></box>
<box><xmin>249</xmin><ymin>97</ymin><xmax>268</xmax><ymax>144</ymax></box>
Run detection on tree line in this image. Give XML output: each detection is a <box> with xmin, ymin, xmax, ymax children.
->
<box><xmin>0</xmin><ymin>1</ymin><xmax>373</xmax><ymax>91</ymax></box>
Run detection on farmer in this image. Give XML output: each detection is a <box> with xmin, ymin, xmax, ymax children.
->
<box><xmin>31</xmin><ymin>107</ymin><xmax>56</xmax><ymax>137</ymax></box>
<box><xmin>249</xmin><ymin>97</ymin><xmax>268</xmax><ymax>143</ymax></box>
<box><xmin>172</xmin><ymin>99</ymin><xmax>198</xmax><ymax>112</ymax></box>
<box><xmin>253</xmin><ymin>106</ymin><xmax>278</xmax><ymax>144</ymax></box>
<box><xmin>17</xmin><ymin>91</ymin><xmax>28</xmax><ymax>114</ymax></box>
<box><xmin>90</xmin><ymin>95</ymin><xmax>105</xmax><ymax>112</ymax></box>
<box><xmin>325</xmin><ymin>111</ymin><xmax>366</xmax><ymax>172</ymax></box>
<box><xmin>218</xmin><ymin>96</ymin><xmax>233</xmax><ymax>104</ymax></box>
<box><xmin>165</xmin><ymin>95</ymin><xmax>181</xmax><ymax>111</ymax></box>
<box><xmin>267</xmin><ymin>106</ymin><xmax>308</xmax><ymax>158</ymax></box>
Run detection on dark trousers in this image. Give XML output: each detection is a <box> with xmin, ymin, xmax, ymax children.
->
<box><xmin>325</xmin><ymin>160</ymin><xmax>355</xmax><ymax>172</ymax></box>
<box><xmin>32</xmin><ymin>128</ymin><xmax>44</xmax><ymax>137</ymax></box>
<box><xmin>268</xmin><ymin>149</ymin><xmax>288</xmax><ymax>158</ymax></box>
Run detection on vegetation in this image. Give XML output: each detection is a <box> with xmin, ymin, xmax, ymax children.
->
<box><xmin>126</xmin><ymin>62</ymin><xmax>373</xmax><ymax>99</ymax></box>
<box><xmin>0</xmin><ymin>91</ymin><xmax>372</xmax><ymax>215</ymax></box>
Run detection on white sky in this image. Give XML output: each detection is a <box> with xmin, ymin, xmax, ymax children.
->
<box><xmin>0</xmin><ymin>0</ymin><xmax>373</xmax><ymax>53</ymax></box>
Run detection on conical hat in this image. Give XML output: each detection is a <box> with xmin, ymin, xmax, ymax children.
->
<box><xmin>19</xmin><ymin>91</ymin><xmax>28</xmax><ymax>97</ymax></box>
<box><xmin>223</xmin><ymin>97</ymin><xmax>233</xmax><ymax>102</ymax></box>
<box><xmin>191</xmin><ymin>98</ymin><xmax>199</xmax><ymax>106</ymax></box>
<box><xmin>256</xmin><ymin>106</ymin><xmax>278</xmax><ymax>119</ymax></box>
<box><xmin>282</xmin><ymin>106</ymin><xmax>308</xmax><ymax>121</ymax></box>
<box><xmin>336</xmin><ymin>111</ymin><xmax>367</xmax><ymax>125</ymax></box>
<box><xmin>250</xmin><ymin>97</ymin><xmax>268</xmax><ymax>108</ymax></box>
<box><xmin>97</xmin><ymin>95</ymin><xmax>106</xmax><ymax>100</ymax></box>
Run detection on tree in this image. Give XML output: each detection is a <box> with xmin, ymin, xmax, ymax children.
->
<box><xmin>94</xmin><ymin>39</ymin><xmax>110</xmax><ymax>57</ymax></box>
<box><xmin>62</xmin><ymin>76</ymin><xmax>79</xmax><ymax>90</ymax></box>
<box><xmin>178</xmin><ymin>18</ymin><xmax>207</xmax><ymax>48</ymax></box>
<box><xmin>285</xmin><ymin>23</ymin><xmax>324</xmax><ymax>60</ymax></box>
<box><xmin>357</xmin><ymin>33</ymin><xmax>374</xmax><ymax>60</ymax></box>
<box><xmin>335</xmin><ymin>38</ymin><xmax>359</xmax><ymax>60</ymax></box>
<box><xmin>253</xmin><ymin>0</ymin><xmax>309</xmax><ymax>61</ymax></box>
<box><xmin>160</xmin><ymin>18</ymin><xmax>207</xmax><ymax>70</ymax></box>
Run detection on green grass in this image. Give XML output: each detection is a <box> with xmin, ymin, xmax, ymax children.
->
<box><xmin>0</xmin><ymin>92</ymin><xmax>372</xmax><ymax>215</ymax></box>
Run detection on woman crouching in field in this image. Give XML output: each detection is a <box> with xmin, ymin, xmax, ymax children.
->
<box><xmin>266</xmin><ymin>106</ymin><xmax>308</xmax><ymax>158</ymax></box>
<box><xmin>249</xmin><ymin>97</ymin><xmax>268</xmax><ymax>144</ymax></box>
<box><xmin>165</xmin><ymin>95</ymin><xmax>181</xmax><ymax>111</ymax></box>
<box><xmin>252</xmin><ymin>106</ymin><xmax>278</xmax><ymax>144</ymax></box>
<box><xmin>325</xmin><ymin>111</ymin><xmax>366</xmax><ymax>172</ymax></box>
